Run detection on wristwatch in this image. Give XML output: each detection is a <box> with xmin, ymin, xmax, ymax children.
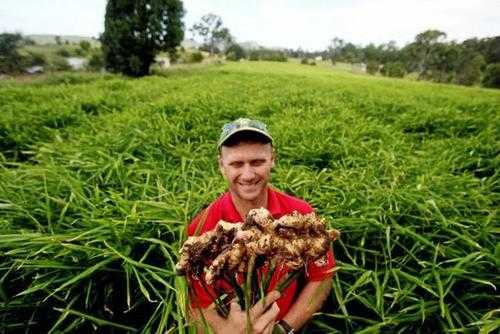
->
<box><xmin>274</xmin><ymin>320</ymin><xmax>295</xmax><ymax>334</ymax></box>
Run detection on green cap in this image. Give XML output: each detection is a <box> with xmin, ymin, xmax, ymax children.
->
<box><xmin>218</xmin><ymin>118</ymin><xmax>273</xmax><ymax>148</ymax></box>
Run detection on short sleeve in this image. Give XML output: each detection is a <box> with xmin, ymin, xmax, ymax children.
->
<box><xmin>187</xmin><ymin>211</ymin><xmax>203</xmax><ymax>236</ymax></box>
<box><xmin>186</xmin><ymin>210</ymin><xmax>216</xmax><ymax>308</ymax></box>
<box><xmin>305</xmin><ymin>248</ymin><xmax>336</xmax><ymax>281</ymax></box>
<box><xmin>188</xmin><ymin>275</ymin><xmax>216</xmax><ymax>309</ymax></box>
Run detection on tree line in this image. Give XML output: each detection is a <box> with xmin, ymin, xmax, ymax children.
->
<box><xmin>1</xmin><ymin>0</ymin><xmax>499</xmax><ymax>88</ymax></box>
<box><xmin>286</xmin><ymin>30</ymin><xmax>500</xmax><ymax>88</ymax></box>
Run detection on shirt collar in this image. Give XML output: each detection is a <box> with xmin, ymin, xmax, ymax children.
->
<box><xmin>223</xmin><ymin>186</ymin><xmax>285</xmax><ymax>222</ymax></box>
<box><xmin>267</xmin><ymin>185</ymin><xmax>285</xmax><ymax>217</ymax></box>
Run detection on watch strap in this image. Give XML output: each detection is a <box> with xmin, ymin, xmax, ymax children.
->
<box><xmin>277</xmin><ymin>320</ymin><xmax>295</xmax><ymax>334</ymax></box>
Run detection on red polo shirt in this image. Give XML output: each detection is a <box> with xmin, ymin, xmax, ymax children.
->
<box><xmin>187</xmin><ymin>187</ymin><xmax>336</xmax><ymax>320</ymax></box>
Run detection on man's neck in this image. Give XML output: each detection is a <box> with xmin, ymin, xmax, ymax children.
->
<box><xmin>230</xmin><ymin>188</ymin><xmax>268</xmax><ymax>220</ymax></box>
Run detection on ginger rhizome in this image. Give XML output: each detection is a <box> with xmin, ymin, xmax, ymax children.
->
<box><xmin>176</xmin><ymin>208</ymin><xmax>340</xmax><ymax>284</ymax></box>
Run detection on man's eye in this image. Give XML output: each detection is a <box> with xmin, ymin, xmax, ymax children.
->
<box><xmin>251</xmin><ymin>160</ymin><xmax>265</xmax><ymax>166</ymax></box>
<box><xmin>231</xmin><ymin>162</ymin><xmax>244</xmax><ymax>168</ymax></box>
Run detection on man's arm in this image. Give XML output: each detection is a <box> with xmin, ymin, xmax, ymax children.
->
<box><xmin>281</xmin><ymin>279</ymin><xmax>332</xmax><ymax>331</ymax></box>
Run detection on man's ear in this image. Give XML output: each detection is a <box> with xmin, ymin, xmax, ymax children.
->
<box><xmin>271</xmin><ymin>148</ymin><xmax>276</xmax><ymax>168</ymax></box>
<box><xmin>218</xmin><ymin>155</ymin><xmax>226</xmax><ymax>176</ymax></box>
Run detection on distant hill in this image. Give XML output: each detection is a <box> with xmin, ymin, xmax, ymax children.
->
<box><xmin>28</xmin><ymin>35</ymin><xmax>207</xmax><ymax>51</ymax></box>
<box><xmin>24</xmin><ymin>35</ymin><xmax>283</xmax><ymax>53</ymax></box>
<box><xmin>239</xmin><ymin>41</ymin><xmax>262</xmax><ymax>50</ymax></box>
<box><xmin>239</xmin><ymin>41</ymin><xmax>287</xmax><ymax>51</ymax></box>
<box><xmin>26</xmin><ymin>34</ymin><xmax>100</xmax><ymax>46</ymax></box>
<box><xmin>180</xmin><ymin>39</ymin><xmax>264</xmax><ymax>52</ymax></box>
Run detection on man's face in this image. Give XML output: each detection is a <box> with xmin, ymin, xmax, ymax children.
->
<box><xmin>218</xmin><ymin>141</ymin><xmax>275</xmax><ymax>203</ymax></box>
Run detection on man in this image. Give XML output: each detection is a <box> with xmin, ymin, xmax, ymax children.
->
<box><xmin>187</xmin><ymin>118</ymin><xmax>336</xmax><ymax>333</ymax></box>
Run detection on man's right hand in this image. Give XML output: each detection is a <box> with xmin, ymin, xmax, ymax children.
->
<box><xmin>192</xmin><ymin>290</ymin><xmax>281</xmax><ymax>334</ymax></box>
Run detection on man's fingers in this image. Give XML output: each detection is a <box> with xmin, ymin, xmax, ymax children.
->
<box><xmin>261</xmin><ymin>320</ymin><xmax>277</xmax><ymax>334</ymax></box>
<box><xmin>250</xmin><ymin>290</ymin><xmax>281</xmax><ymax>318</ymax></box>
<box><xmin>229</xmin><ymin>299</ymin><xmax>242</xmax><ymax>313</ymax></box>
<box><xmin>252</xmin><ymin>302</ymin><xmax>280</xmax><ymax>333</ymax></box>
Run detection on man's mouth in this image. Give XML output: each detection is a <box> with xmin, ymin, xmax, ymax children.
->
<box><xmin>239</xmin><ymin>180</ymin><xmax>260</xmax><ymax>188</ymax></box>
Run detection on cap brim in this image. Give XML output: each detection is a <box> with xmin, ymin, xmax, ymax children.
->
<box><xmin>217</xmin><ymin>127</ymin><xmax>273</xmax><ymax>148</ymax></box>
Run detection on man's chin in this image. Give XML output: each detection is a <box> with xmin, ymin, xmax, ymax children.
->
<box><xmin>236</xmin><ymin>189</ymin><xmax>262</xmax><ymax>202</ymax></box>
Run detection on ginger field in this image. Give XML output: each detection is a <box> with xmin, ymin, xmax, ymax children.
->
<box><xmin>0</xmin><ymin>62</ymin><xmax>499</xmax><ymax>333</ymax></box>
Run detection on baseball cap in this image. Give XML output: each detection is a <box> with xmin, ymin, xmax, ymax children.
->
<box><xmin>218</xmin><ymin>118</ymin><xmax>273</xmax><ymax>148</ymax></box>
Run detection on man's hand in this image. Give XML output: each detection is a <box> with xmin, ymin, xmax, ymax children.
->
<box><xmin>191</xmin><ymin>291</ymin><xmax>281</xmax><ymax>334</ymax></box>
<box><xmin>281</xmin><ymin>279</ymin><xmax>332</xmax><ymax>331</ymax></box>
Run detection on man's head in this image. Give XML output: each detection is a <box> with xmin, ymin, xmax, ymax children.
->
<box><xmin>217</xmin><ymin>118</ymin><xmax>273</xmax><ymax>150</ymax></box>
<box><xmin>218</xmin><ymin>118</ymin><xmax>275</xmax><ymax>203</ymax></box>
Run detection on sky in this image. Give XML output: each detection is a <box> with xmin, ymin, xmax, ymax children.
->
<box><xmin>1</xmin><ymin>0</ymin><xmax>499</xmax><ymax>51</ymax></box>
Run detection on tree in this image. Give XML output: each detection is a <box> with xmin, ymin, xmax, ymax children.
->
<box><xmin>56</xmin><ymin>48</ymin><xmax>71</xmax><ymax>57</ymax></box>
<box><xmin>342</xmin><ymin>42</ymin><xmax>361</xmax><ymax>63</ymax></box>
<box><xmin>424</xmin><ymin>42</ymin><xmax>460</xmax><ymax>82</ymax></box>
<box><xmin>87</xmin><ymin>51</ymin><xmax>104</xmax><ymax>71</ymax></box>
<box><xmin>191</xmin><ymin>14</ymin><xmax>232</xmax><ymax>55</ymax></box>
<box><xmin>101</xmin><ymin>0</ymin><xmax>184</xmax><ymax>77</ymax></box>
<box><xmin>482</xmin><ymin>63</ymin><xmax>500</xmax><ymax>88</ymax></box>
<box><xmin>79</xmin><ymin>40</ymin><xmax>91</xmax><ymax>52</ymax></box>
<box><xmin>328</xmin><ymin>37</ymin><xmax>345</xmax><ymax>64</ymax></box>
<box><xmin>0</xmin><ymin>33</ymin><xmax>24</xmax><ymax>73</ymax></box>
<box><xmin>362</xmin><ymin>43</ymin><xmax>379</xmax><ymax>62</ymax></box>
<box><xmin>381</xmin><ymin>62</ymin><xmax>405</xmax><ymax>78</ymax></box>
<box><xmin>410</xmin><ymin>29</ymin><xmax>447</xmax><ymax>78</ymax></box>
<box><xmin>484</xmin><ymin>36</ymin><xmax>500</xmax><ymax>63</ymax></box>
<box><xmin>55</xmin><ymin>35</ymin><xmax>62</xmax><ymax>45</ymax></box>
<box><xmin>455</xmin><ymin>52</ymin><xmax>485</xmax><ymax>86</ymax></box>
<box><xmin>225</xmin><ymin>43</ymin><xmax>245</xmax><ymax>61</ymax></box>
<box><xmin>24</xmin><ymin>37</ymin><xmax>36</xmax><ymax>46</ymax></box>
<box><xmin>366</xmin><ymin>60</ymin><xmax>379</xmax><ymax>75</ymax></box>
<box><xmin>25</xmin><ymin>51</ymin><xmax>47</xmax><ymax>67</ymax></box>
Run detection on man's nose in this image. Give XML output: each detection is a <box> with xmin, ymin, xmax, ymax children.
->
<box><xmin>240</xmin><ymin>164</ymin><xmax>255</xmax><ymax>180</ymax></box>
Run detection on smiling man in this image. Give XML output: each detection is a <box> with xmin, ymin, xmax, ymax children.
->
<box><xmin>187</xmin><ymin>118</ymin><xmax>336</xmax><ymax>334</ymax></box>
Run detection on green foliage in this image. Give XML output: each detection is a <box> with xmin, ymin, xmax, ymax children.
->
<box><xmin>48</xmin><ymin>56</ymin><xmax>72</xmax><ymax>71</ymax></box>
<box><xmin>0</xmin><ymin>33</ymin><xmax>24</xmax><ymax>73</ymax></box>
<box><xmin>366</xmin><ymin>60</ymin><xmax>379</xmax><ymax>75</ymax></box>
<box><xmin>455</xmin><ymin>54</ymin><xmax>485</xmax><ymax>86</ymax></box>
<box><xmin>225</xmin><ymin>43</ymin><xmax>245</xmax><ymax>61</ymax></box>
<box><xmin>247</xmin><ymin>49</ymin><xmax>287</xmax><ymax>62</ymax></box>
<box><xmin>482</xmin><ymin>63</ymin><xmax>500</xmax><ymax>88</ymax></box>
<box><xmin>24</xmin><ymin>51</ymin><xmax>47</xmax><ymax>66</ymax></box>
<box><xmin>325</xmin><ymin>31</ymin><xmax>500</xmax><ymax>89</ymax></box>
<box><xmin>189</xmin><ymin>51</ymin><xmax>203</xmax><ymax>63</ymax></box>
<box><xmin>23</xmin><ymin>37</ymin><xmax>36</xmax><ymax>46</ymax></box>
<box><xmin>101</xmin><ymin>0</ymin><xmax>185</xmax><ymax>77</ymax></box>
<box><xmin>265</xmin><ymin>51</ymin><xmax>287</xmax><ymax>62</ymax></box>
<box><xmin>300</xmin><ymin>58</ymin><xmax>309</xmax><ymax>65</ymax></box>
<box><xmin>56</xmin><ymin>47</ymin><xmax>71</xmax><ymax>57</ymax></box>
<box><xmin>0</xmin><ymin>62</ymin><xmax>499</xmax><ymax>333</ymax></box>
<box><xmin>381</xmin><ymin>61</ymin><xmax>406</xmax><ymax>77</ymax></box>
<box><xmin>249</xmin><ymin>50</ymin><xmax>260</xmax><ymax>61</ymax></box>
<box><xmin>74</xmin><ymin>47</ymin><xmax>85</xmax><ymax>57</ymax></box>
<box><xmin>79</xmin><ymin>40</ymin><xmax>91</xmax><ymax>52</ymax></box>
<box><xmin>87</xmin><ymin>51</ymin><xmax>104</xmax><ymax>71</ymax></box>
<box><xmin>225</xmin><ymin>52</ymin><xmax>238</xmax><ymax>61</ymax></box>
<box><xmin>177</xmin><ymin>50</ymin><xmax>204</xmax><ymax>64</ymax></box>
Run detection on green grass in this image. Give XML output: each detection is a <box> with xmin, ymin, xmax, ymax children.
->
<box><xmin>0</xmin><ymin>61</ymin><xmax>499</xmax><ymax>333</ymax></box>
